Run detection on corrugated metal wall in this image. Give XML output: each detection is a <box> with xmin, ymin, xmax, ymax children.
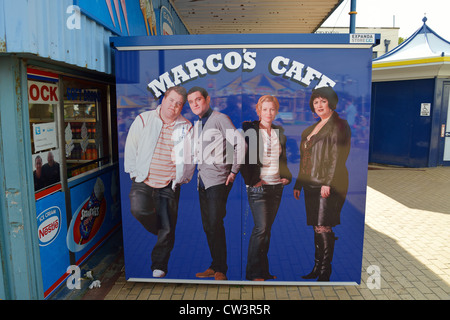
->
<box><xmin>0</xmin><ymin>0</ymin><xmax>113</xmax><ymax>74</ymax></box>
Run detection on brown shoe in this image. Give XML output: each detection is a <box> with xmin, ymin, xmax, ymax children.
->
<box><xmin>214</xmin><ymin>272</ymin><xmax>227</xmax><ymax>281</ymax></box>
<box><xmin>196</xmin><ymin>268</ymin><xmax>215</xmax><ymax>278</ymax></box>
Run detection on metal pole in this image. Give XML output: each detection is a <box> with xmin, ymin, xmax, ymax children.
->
<box><xmin>349</xmin><ymin>0</ymin><xmax>357</xmax><ymax>33</ymax></box>
<box><xmin>57</xmin><ymin>75</ymin><xmax>76</xmax><ymax>266</ymax></box>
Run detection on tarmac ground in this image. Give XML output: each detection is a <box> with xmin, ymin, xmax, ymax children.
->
<box><xmin>74</xmin><ymin>165</ymin><xmax>450</xmax><ymax>301</ymax></box>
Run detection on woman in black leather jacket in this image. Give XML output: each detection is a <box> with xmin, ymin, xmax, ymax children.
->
<box><xmin>293</xmin><ymin>86</ymin><xmax>351</xmax><ymax>281</ymax></box>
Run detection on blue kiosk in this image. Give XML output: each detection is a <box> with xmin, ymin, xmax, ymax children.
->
<box><xmin>371</xmin><ymin>18</ymin><xmax>450</xmax><ymax>167</ymax></box>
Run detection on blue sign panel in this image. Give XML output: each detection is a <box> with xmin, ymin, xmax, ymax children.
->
<box><xmin>35</xmin><ymin>191</ymin><xmax>70</xmax><ymax>298</ymax></box>
<box><xmin>76</xmin><ymin>0</ymin><xmax>148</xmax><ymax>36</ymax></box>
<box><xmin>113</xmin><ymin>34</ymin><xmax>374</xmax><ymax>284</ymax></box>
<box><xmin>67</xmin><ymin>168</ymin><xmax>122</xmax><ymax>263</ymax></box>
<box><xmin>36</xmin><ymin>167</ymin><xmax>122</xmax><ymax>298</ymax></box>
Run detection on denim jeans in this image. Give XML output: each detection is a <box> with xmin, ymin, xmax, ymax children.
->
<box><xmin>129</xmin><ymin>181</ymin><xmax>180</xmax><ymax>273</ymax></box>
<box><xmin>245</xmin><ymin>184</ymin><xmax>284</xmax><ymax>280</ymax></box>
<box><xmin>198</xmin><ymin>182</ymin><xmax>232</xmax><ymax>274</ymax></box>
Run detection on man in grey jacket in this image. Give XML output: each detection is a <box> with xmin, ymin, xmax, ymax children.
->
<box><xmin>187</xmin><ymin>86</ymin><xmax>246</xmax><ymax>281</ymax></box>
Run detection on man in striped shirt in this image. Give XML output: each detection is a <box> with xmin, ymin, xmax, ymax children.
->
<box><xmin>124</xmin><ymin>86</ymin><xmax>195</xmax><ymax>278</ymax></box>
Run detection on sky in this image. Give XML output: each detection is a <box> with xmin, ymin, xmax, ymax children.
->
<box><xmin>322</xmin><ymin>0</ymin><xmax>450</xmax><ymax>41</ymax></box>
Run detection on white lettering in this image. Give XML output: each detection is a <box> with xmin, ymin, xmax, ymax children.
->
<box><xmin>146</xmin><ymin>52</ymin><xmax>335</xmax><ymax>98</ymax></box>
<box><xmin>243</xmin><ymin>49</ymin><xmax>257</xmax><ymax>71</ymax></box>
<box><xmin>301</xmin><ymin>66</ymin><xmax>322</xmax><ymax>86</ymax></box>
<box><xmin>270</xmin><ymin>56</ymin><xmax>289</xmax><ymax>75</ymax></box>
<box><xmin>80</xmin><ymin>206</ymin><xmax>100</xmax><ymax>220</ymax></box>
<box><xmin>367</xmin><ymin>265</ymin><xmax>381</xmax><ymax>289</ymax></box>
<box><xmin>316</xmin><ymin>74</ymin><xmax>336</xmax><ymax>88</ymax></box>
<box><xmin>285</xmin><ymin>60</ymin><xmax>305</xmax><ymax>82</ymax></box>
<box><xmin>66</xmin><ymin>5</ymin><xmax>81</xmax><ymax>30</ymax></box>
<box><xmin>147</xmin><ymin>50</ymin><xmax>258</xmax><ymax>98</ymax></box>
<box><xmin>223</xmin><ymin>304</ymin><xmax>270</xmax><ymax>315</ymax></box>
<box><xmin>206</xmin><ymin>53</ymin><xmax>223</xmax><ymax>73</ymax></box>
<box><xmin>171</xmin><ymin>65</ymin><xmax>190</xmax><ymax>86</ymax></box>
<box><xmin>185</xmin><ymin>58</ymin><xmax>208</xmax><ymax>79</ymax></box>
<box><xmin>269</xmin><ymin>56</ymin><xmax>334</xmax><ymax>88</ymax></box>
<box><xmin>179</xmin><ymin>304</ymin><xmax>214</xmax><ymax>317</ymax></box>
<box><xmin>147</xmin><ymin>72</ymin><xmax>175</xmax><ymax>98</ymax></box>
<box><xmin>202</xmin><ymin>128</ymin><xmax>224</xmax><ymax>165</ymax></box>
<box><xmin>66</xmin><ymin>265</ymin><xmax>81</xmax><ymax>290</ymax></box>
<box><xmin>223</xmin><ymin>51</ymin><xmax>242</xmax><ymax>71</ymax></box>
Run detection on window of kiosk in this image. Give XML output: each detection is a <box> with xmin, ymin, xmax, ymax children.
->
<box><xmin>28</xmin><ymin>78</ymin><xmax>62</xmax><ymax>195</ymax></box>
<box><xmin>62</xmin><ymin>77</ymin><xmax>110</xmax><ymax>179</ymax></box>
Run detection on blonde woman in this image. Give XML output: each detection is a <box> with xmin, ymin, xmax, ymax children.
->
<box><xmin>241</xmin><ymin>95</ymin><xmax>292</xmax><ymax>281</ymax></box>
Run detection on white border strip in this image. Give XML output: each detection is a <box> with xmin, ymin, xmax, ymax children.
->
<box><xmin>115</xmin><ymin>44</ymin><xmax>372</xmax><ymax>51</ymax></box>
<box><xmin>128</xmin><ymin>277</ymin><xmax>359</xmax><ymax>286</ymax></box>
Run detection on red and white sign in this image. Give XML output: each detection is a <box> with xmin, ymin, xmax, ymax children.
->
<box><xmin>27</xmin><ymin>67</ymin><xmax>59</xmax><ymax>81</ymax></box>
<box><xmin>28</xmin><ymin>81</ymin><xmax>59</xmax><ymax>104</ymax></box>
<box><xmin>37</xmin><ymin>206</ymin><xmax>62</xmax><ymax>247</ymax></box>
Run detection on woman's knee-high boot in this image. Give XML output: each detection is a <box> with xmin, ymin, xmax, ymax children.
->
<box><xmin>317</xmin><ymin>232</ymin><xmax>337</xmax><ymax>281</ymax></box>
<box><xmin>302</xmin><ymin>232</ymin><xmax>323</xmax><ymax>279</ymax></box>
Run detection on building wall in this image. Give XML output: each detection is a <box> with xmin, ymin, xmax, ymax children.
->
<box><xmin>317</xmin><ymin>26</ymin><xmax>400</xmax><ymax>58</ymax></box>
<box><xmin>0</xmin><ymin>0</ymin><xmax>189</xmax><ymax>75</ymax></box>
<box><xmin>0</xmin><ymin>56</ymin><xmax>44</xmax><ymax>300</ymax></box>
<box><xmin>0</xmin><ymin>0</ymin><xmax>114</xmax><ymax>74</ymax></box>
<box><xmin>370</xmin><ymin>79</ymin><xmax>435</xmax><ymax>167</ymax></box>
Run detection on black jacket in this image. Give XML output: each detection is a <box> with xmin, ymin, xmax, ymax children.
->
<box><xmin>241</xmin><ymin>120</ymin><xmax>292</xmax><ymax>187</ymax></box>
<box><xmin>294</xmin><ymin>112</ymin><xmax>351</xmax><ymax>193</ymax></box>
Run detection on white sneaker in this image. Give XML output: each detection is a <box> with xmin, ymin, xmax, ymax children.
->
<box><xmin>152</xmin><ymin>269</ymin><xmax>166</xmax><ymax>278</ymax></box>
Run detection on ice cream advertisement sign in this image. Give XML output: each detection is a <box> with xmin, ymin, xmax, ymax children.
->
<box><xmin>37</xmin><ymin>206</ymin><xmax>62</xmax><ymax>246</ymax></box>
<box><xmin>35</xmin><ymin>168</ymin><xmax>120</xmax><ymax>298</ymax></box>
<box><xmin>67</xmin><ymin>178</ymin><xmax>107</xmax><ymax>252</ymax></box>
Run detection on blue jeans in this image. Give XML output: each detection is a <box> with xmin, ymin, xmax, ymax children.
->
<box><xmin>245</xmin><ymin>184</ymin><xmax>284</xmax><ymax>280</ymax></box>
<box><xmin>129</xmin><ymin>181</ymin><xmax>180</xmax><ymax>273</ymax></box>
<box><xmin>198</xmin><ymin>182</ymin><xmax>232</xmax><ymax>275</ymax></box>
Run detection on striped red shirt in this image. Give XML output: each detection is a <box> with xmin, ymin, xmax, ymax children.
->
<box><xmin>144</xmin><ymin>121</ymin><xmax>176</xmax><ymax>188</ymax></box>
